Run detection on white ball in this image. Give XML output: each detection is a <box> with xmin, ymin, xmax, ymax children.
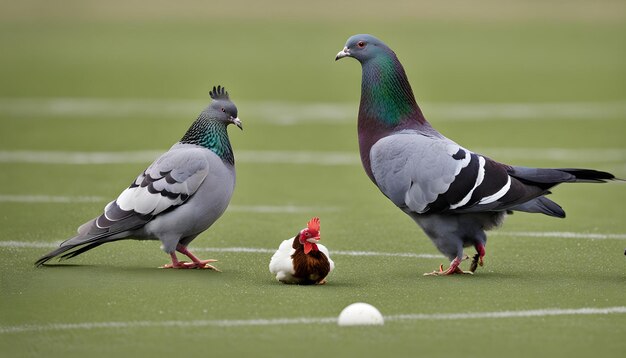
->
<box><xmin>337</xmin><ymin>302</ymin><xmax>384</xmax><ymax>326</ymax></box>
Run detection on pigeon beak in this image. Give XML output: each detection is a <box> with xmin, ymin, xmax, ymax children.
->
<box><xmin>335</xmin><ymin>47</ymin><xmax>350</xmax><ymax>61</ymax></box>
<box><xmin>230</xmin><ymin>117</ymin><xmax>243</xmax><ymax>130</ymax></box>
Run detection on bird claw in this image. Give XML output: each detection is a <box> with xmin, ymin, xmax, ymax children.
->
<box><xmin>423</xmin><ymin>263</ymin><xmax>473</xmax><ymax>276</ymax></box>
<box><xmin>468</xmin><ymin>253</ymin><xmax>485</xmax><ymax>273</ymax></box>
<box><xmin>197</xmin><ymin>263</ymin><xmax>222</xmax><ymax>272</ymax></box>
<box><xmin>423</xmin><ymin>270</ymin><xmax>474</xmax><ymax>276</ymax></box>
<box><xmin>189</xmin><ymin>259</ymin><xmax>222</xmax><ymax>271</ymax></box>
<box><xmin>159</xmin><ymin>260</ymin><xmax>221</xmax><ymax>271</ymax></box>
<box><xmin>160</xmin><ymin>261</ymin><xmax>189</xmax><ymax>269</ymax></box>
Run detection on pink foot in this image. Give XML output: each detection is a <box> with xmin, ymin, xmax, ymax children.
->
<box><xmin>424</xmin><ymin>257</ymin><xmax>473</xmax><ymax>276</ymax></box>
<box><xmin>181</xmin><ymin>260</ymin><xmax>221</xmax><ymax>271</ymax></box>
<box><xmin>160</xmin><ymin>261</ymin><xmax>190</xmax><ymax>269</ymax></box>
<box><xmin>159</xmin><ymin>247</ymin><xmax>221</xmax><ymax>271</ymax></box>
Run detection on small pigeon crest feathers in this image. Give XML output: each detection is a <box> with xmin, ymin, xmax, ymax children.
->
<box><xmin>209</xmin><ymin>85</ymin><xmax>229</xmax><ymax>100</ymax></box>
<box><xmin>307</xmin><ymin>217</ymin><xmax>320</xmax><ymax>233</ymax></box>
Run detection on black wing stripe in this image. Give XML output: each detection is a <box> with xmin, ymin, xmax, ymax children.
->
<box><xmin>426</xmin><ymin>153</ymin><xmax>480</xmax><ymax>213</ymax></box>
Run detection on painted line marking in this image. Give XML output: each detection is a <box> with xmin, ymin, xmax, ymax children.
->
<box><xmin>1</xmin><ymin>306</ymin><xmax>624</xmax><ymax>334</ymax></box>
<box><xmin>0</xmin><ymin>195</ymin><xmax>105</xmax><ymax>203</ymax></box>
<box><xmin>491</xmin><ymin>231</ymin><xmax>626</xmax><ymax>240</ymax></box>
<box><xmin>0</xmin><ymin>148</ymin><xmax>625</xmax><ymax>166</ymax></box>
<box><xmin>0</xmin><ymin>196</ymin><xmax>337</xmax><ymax>213</ymax></box>
<box><xmin>228</xmin><ymin>205</ymin><xmax>340</xmax><ymax>213</ymax></box>
<box><xmin>0</xmin><ymin>241</ymin><xmax>63</xmax><ymax>248</ymax></box>
<box><xmin>0</xmin><ymin>150</ymin><xmax>361</xmax><ymax>165</ymax></box>
<box><xmin>2</xmin><ymin>229</ymin><xmax>625</xmax><ymax>252</ymax></box>
<box><xmin>1</xmin><ymin>98</ymin><xmax>625</xmax><ymax>123</ymax></box>
<box><xmin>190</xmin><ymin>247</ymin><xmax>443</xmax><ymax>259</ymax></box>
<box><xmin>0</xmin><ymin>241</ymin><xmax>443</xmax><ymax>259</ymax></box>
<box><xmin>385</xmin><ymin>306</ymin><xmax>626</xmax><ymax>322</ymax></box>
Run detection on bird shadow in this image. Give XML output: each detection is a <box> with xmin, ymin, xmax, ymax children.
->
<box><xmin>35</xmin><ymin>263</ymin><xmax>95</xmax><ymax>269</ymax></box>
<box><xmin>35</xmin><ymin>262</ymin><xmax>174</xmax><ymax>274</ymax></box>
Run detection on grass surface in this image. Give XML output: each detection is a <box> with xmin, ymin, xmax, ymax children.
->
<box><xmin>0</xmin><ymin>1</ymin><xmax>625</xmax><ymax>357</ymax></box>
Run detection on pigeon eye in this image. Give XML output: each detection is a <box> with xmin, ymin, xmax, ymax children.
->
<box><xmin>221</xmin><ymin>108</ymin><xmax>226</xmax><ymax>112</ymax></box>
<box><xmin>357</xmin><ymin>41</ymin><xmax>366</xmax><ymax>48</ymax></box>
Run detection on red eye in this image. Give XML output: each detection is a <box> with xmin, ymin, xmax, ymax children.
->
<box><xmin>221</xmin><ymin>108</ymin><xmax>226</xmax><ymax>112</ymax></box>
<box><xmin>305</xmin><ymin>232</ymin><xmax>311</xmax><ymax>237</ymax></box>
<box><xmin>357</xmin><ymin>41</ymin><xmax>366</xmax><ymax>48</ymax></box>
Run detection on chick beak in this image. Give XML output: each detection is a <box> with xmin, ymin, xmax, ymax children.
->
<box><xmin>230</xmin><ymin>117</ymin><xmax>243</xmax><ymax>130</ymax></box>
<box><xmin>335</xmin><ymin>47</ymin><xmax>350</xmax><ymax>61</ymax></box>
<box><xmin>306</xmin><ymin>237</ymin><xmax>320</xmax><ymax>244</ymax></box>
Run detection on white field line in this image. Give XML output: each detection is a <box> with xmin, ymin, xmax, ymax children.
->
<box><xmin>491</xmin><ymin>231</ymin><xmax>626</xmax><ymax>240</ymax></box>
<box><xmin>385</xmin><ymin>306</ymin><xmax>626</xmax><ymax>322</ymax></box>
<box><xmin>228</xmin><ymin>205</ymin><xmax>340</xmax><ymax>213</ymax></box>
<box><xmin>4</xmin><ymin>227</ymin><xmax>625</xmax><ymax>253</ymax></box>
<box><xmin>0</xmin><ymin>241</ymin><xmax>63</xmax><ymax>248</ymax></box>
<box><xmin>1</xmin><ymin>98</ymin><xmax>625</xmax><ymax>123</ymax></box>
<box><xmin>0</xmin><ymin>195</ymin><xmax>105</xmax><ymax>203</ymax></box>
<box><xmin>190</xmin><ymin>247</ymin><xmax>444</xmax><ymax>259</ymax></box>
<box><xmin>0</xmin><ymin>241</ymin><xmax>442</xmax><ymax>259</ymax></box>
<box><xmin>0</xmin><ymin>148</ymin><xmax>625</xmax><ymax>166</ymax></box>
<box><xmin>1</xmin><ymin>306</ymin><xmax>624</xmax><ymax>334</ymax></box>
<box><xmin>0</xmin><ymin>150</ymin><xmax>360</xmax><ymax>165</ymax></box>
<box><xmin>0</xmin><ymin>196</ymin><xmax>337</xmax><ymax>213</ymax></box>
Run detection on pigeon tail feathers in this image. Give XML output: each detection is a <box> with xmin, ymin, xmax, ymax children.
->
<box><xmin>509</xmin><ymin>196</ymin><xmax>566</xmax><ymax>218</ymax></box>
<box><xmin>557</xmin><ymin>168</ymin><xmax>616</xmax><ymax>183</ymax></box>
<box><xmin>35</xmin><ymin>215</ymin><xmax>148</xmax><ymax>266</ymax></box>
<box><xmin>509</xmin><ymin>166</ymin><xmax>616</xmax><ymax>189</ymax></box>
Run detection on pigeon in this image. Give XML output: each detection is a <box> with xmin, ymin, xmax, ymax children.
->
<box><xmin>35</xmin><ymin>85</ymin><xmax>242</xmax><ymax>269</ymax></box>
<box><xmin>336</xmin><ymin>34</ymin><xmax>617</xmax><ymax>275</ymax></box>
<box><xmin>269</xmin><ymin>217</ymin><xmax>335</xmax><ymax>284</ymax></box>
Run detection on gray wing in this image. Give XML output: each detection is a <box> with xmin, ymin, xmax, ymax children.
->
<box><xmin>35</xmin><ymin>147</ymin><xmax>210</xmax><ymax>265</ymax></box>
<box><xmin>89</xmin><ymin>146</ymin><xmax>210</xmax><ymax>237</ymax></box>
<box><xmin>369</xmin><ymin>131</ymin><xmax>556</xmax><ymax>215</ymax></box>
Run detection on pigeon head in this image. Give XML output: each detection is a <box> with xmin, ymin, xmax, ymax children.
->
<box><xmin>335</xmin><ymin>34</ymin><xmax>432</xmax><ymax>181</ymax></box>
<box><xmin>335</xmin><ymin>34</ymin><xmax>426</xmax><ymax>129</ymax></box>
<box><xmin>180</xmin><ymin>85</ymin><xmax>242</xmax><ymax>165</ymax></box>
<box><xmin>298</xmin><ymin>217</ymin><xmax>321</xmax><ymax>255</ymax></box>
<box><xmin>206</xmin><ymin>86</ymin><xmax>242</xmax><ymax>130</ymax></box>
<box><xmin>335</xmin><ymin>34</ymin><xmax>393</xmax><ymax>63</ymax></box>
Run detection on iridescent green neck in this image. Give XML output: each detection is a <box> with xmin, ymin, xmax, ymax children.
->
<box><xmin>180</xmin><ymin>116</ymin><xmax>234</xmax><ymax>165</ymax></box>
<box><xmin>359</xmin><ymin>53</ymin><xmax>425</xmax><ymax>127</ymax></box>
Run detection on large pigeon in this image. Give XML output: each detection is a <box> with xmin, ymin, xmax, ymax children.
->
<box><xmin>335</xmin><ymin>34</ymin><xmax>617</xmax><ymax>275</ymax></box>
<box><xmin>35</xmin><ymin>86</ymin><xmax>242</xmax><ymax>270</ymax></box>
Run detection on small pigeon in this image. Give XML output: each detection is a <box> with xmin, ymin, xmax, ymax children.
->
<box><xmin>35</xmin><ymin>86</ymin><xmax>242</xmax><ymax>269</ymax></box>
<box><xmin>336</xmin><ymin>34</ymin><xmax>618</xmax><ymax>275</ymax></box>
<box><xmin>269</xmin><ymin>217</ymin><xmax>335</xmax><ymax>284</ymax></box>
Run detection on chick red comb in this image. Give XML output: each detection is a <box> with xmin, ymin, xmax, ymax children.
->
<box><xmin>307</xmin><ymin>217</ymin><xmax>320</xmax><ymax>232</ymax></box>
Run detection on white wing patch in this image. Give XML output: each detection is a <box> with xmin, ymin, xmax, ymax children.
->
<box><xmin>114</xmin><ymin>148</ymin><xmax>210</xmax><ymax>216</ymax></box>
<box><xmin>450</xmin><ymin>155</ymin><xmax>486</xmax><ymax>209</ymax></box>
<box><xmin>478</xmin><ymin>175</ymin><xmax>512</xmax><ymax>205</ymax></box>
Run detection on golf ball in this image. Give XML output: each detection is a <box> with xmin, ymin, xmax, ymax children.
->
<box><xmin>337</xmin><ymin>302</ymin><xmax>384</xmax><ymax>326</ymax></box>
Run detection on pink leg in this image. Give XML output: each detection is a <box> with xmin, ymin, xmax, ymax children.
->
<box><xmin>176</xmin><ymin>244</ymin><xmax>221</xmax><ymax>271</ymax></box>
<box><xmin>476</xmin><ymin>243</ymin><xmax>485</xmax><ymax>265</ymax></box>
<box><xmin>160</xmin><ymin>252</ymin><xmax>188</xmax><ymax>269</ymax></box>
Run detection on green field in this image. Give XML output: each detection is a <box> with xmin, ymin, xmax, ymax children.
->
<box><xmin>1</xmin><ymin>1</ymin><xmax>625</xmax><ymax>357</ymax></box>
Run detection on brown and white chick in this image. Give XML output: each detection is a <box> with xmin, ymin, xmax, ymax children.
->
<box><xmin>269</xmin><ymin>217</ymin><xmax>334</xmax><ymax>285</ymax></box>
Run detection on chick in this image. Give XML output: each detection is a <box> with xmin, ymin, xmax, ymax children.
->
<box><xmin>269</xmin><ymin>217</ymin><xmax>334</xmax><ymax>285</ymax></box>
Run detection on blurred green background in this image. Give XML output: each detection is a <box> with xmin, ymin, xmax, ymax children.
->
<box><xmin>0</xmin><ymin>1</ymin><xmax>624</xmax><ymax>357</ymax></box>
